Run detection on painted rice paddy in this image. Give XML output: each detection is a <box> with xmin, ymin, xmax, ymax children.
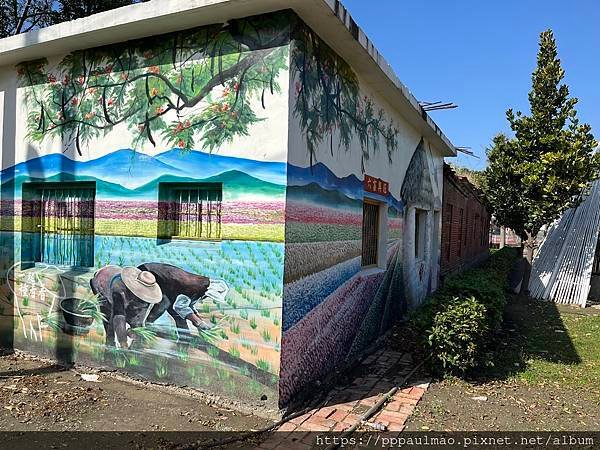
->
<box><xmin>0</xmin><ymin>232</ymin><xmax>284</xmax><ymax>404</ymax></box>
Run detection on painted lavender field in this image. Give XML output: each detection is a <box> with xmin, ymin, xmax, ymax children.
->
<box><xmin>280</xmin><ymin>161</ymin><xmax>407</xmax><ymax>403</ymax></box>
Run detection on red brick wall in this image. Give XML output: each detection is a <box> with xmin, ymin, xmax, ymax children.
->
<box><xmin>441</xmin><ymin>165</ymin><xmax>490</xmax><ymax>277</ymax></box>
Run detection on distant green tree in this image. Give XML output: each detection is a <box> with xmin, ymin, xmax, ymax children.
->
<box><xmin>57</xmin><ymin>0</ymin><xmax>144</xmax><ymax>22</ymax></box>
<box><xmin>0</xmin><ymin>0</ymin><xmax>53</xmax><ymax>37</ymax></box>
<box><xmin>450</xmin><ymin>164</ymin><xmax>488</xmax><ymax>192</ymax></box>
<box><xmin>485</xmin><ymin>29</ymin><xmax>599</xmax><ymax>263</ymax></box>
<box><xmin>0</xmin><ymin>0</ymin><xmax>145</xmax><ymax>38</ymax></box>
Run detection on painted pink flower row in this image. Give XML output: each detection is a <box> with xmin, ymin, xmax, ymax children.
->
<box><xmin>287</xmin><ymin>202</ymin><xmax>403</xmax><ymax>229</ymax></box>
<box><xmin>286</xmin><ymin>203</ymin><xmax>363</xmax><ymax>226</ymax></box>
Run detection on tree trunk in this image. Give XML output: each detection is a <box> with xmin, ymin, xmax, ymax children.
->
<box><xmin>500</xmin><ymin>226</ymin><xmax>506</xmax><ymax>249</ymax></box>
<box><xmin>519</xmin><ymin>231</ymin><xmax>536</xmax><ymax>296</ymax></box>
<box><xmin>523</xmin><ymin>231</ymin><xmax>536</xmax><ymax>264</ymax></box>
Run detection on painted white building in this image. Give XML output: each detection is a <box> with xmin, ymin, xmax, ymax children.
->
<box><xmin>0</xmin><ymin>0</ymin><xmax>456</xmax><ymax>410</ymax></box>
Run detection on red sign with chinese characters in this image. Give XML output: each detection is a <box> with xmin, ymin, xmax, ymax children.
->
<box><xmin>364</xmin><ymin>175</ymin><xmax>389</xmax><ymax>196</ymax></box>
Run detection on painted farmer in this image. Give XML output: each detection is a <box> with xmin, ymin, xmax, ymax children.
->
<box><xmin>137</xmin><ymin>263</ymin><xmax>229</xmax><ymax>334</ymax></box>
<box><xmin>90</xmin><ymin>265</ymin><xmax>163</xmax><ymax>348</ymax></box>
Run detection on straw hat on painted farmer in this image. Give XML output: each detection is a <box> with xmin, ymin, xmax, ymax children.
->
<box><xmin>121</xmin><ymin>267</ymin><xmax>163</xmax><ymax>304</ymax></box>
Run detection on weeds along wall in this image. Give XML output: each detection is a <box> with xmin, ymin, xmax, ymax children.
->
<box><xmin>0</xmin><ymin>11</ymin><xmax>293</xmax><ymax>409</ymax></box>
<box><xmin>280</xmin><ymin>16</ymin><xmax>445</xmax><ymax>405</ymax></box>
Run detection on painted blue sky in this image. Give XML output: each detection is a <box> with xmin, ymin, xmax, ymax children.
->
<box><xmin>343</xmin><ymin>0</ymin><xmax>600</xmax><ymax>170</ymax></box>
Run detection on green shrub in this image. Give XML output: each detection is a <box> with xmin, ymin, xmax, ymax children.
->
<box><xmin>413</xmin><ymin>247</ymin><xmax>519</xmax><ymax>374</ymax></box>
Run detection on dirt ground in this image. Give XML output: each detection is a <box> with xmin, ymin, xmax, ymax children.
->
<box><xmin>406</xmin><ymin>296</ymin><xmax>600</xmax><ymax>432</ymax></box>
<box><xmin>0</xmin><ymin>352</ymin><xmax>273</xmax><ymax>434</ymax></box>
<box><xmin>405</xmin><ymin>378</ymin><xmax>600</xmax><ymax>431</ymax></box>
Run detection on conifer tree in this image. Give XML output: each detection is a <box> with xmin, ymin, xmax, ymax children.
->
<box><xmin>486</xmin><ymin>30</ymin><xmax>598</xmax><ymax>263</ymax></box>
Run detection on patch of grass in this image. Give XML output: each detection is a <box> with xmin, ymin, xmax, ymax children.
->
<box><xmin>207</xmin><ymin>346</ymin><xmax>220</xmax><ymax>359</ymax></box>
<box><xmin>261</xmin><ymin>329</ymin><xmax>271</xmax><ymax>343</ymax></box>
<box><xmin>176</xmin><ymin>345</ymin><xmax>190</xmax><ymax>363</ymax></box>
<box><xmin>154</xmin><ymin>356</ymin><xmax>169</xmax><ymax>379</ymax></box>
<box><xmin>256</xmin><ymin>359</ymin><xmax>270</xmax><ymax>372</ymax></box>
<box><xmin>490</xmin><ymin>297</ymin><xmax>600</xmax><ymax>393</ymax></box>
<box><xmin>228</xmin><ymin>345</ymin><xmax>240</xmax><ymax>358</ymax></box>
<box><xmin>129</xmin><ymin>327</ymin><xmax>157</xmax><ymax>346</ymax></box>
<box><xmin>216</xmin><ymin>368</ymin><xmax>230</xmax><ymax>381</ymax></box>
<box><xmin>128</xmin><ymin>354</ymin><xmax>141</xmax><ymax>367</ymax></box>
<box><xmin>230</xmin><ymin>322</ymin><xmax>240</xmax><ymax>334</ymax></box>
<box><xmin>249</xmin><ymin>380</ymin><xmax>263</xmax><ymax>397</ymax></box>
<box><xmin>249</xmin><ymin>317</ymin><xmax>258</xmax><ymax>330</ymax></box>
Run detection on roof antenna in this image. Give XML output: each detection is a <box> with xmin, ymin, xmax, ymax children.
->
<box><xmin>455</xmin><ymin>146</ymin><xmax>479</xmax><ymax>158</ymax></box>
<box><xmin>419</xmin><ymin>100</ymin><xmax>458</xmax><ymax>111</ymax></box>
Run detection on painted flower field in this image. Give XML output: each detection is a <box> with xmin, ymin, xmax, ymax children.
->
<box><xmin>280</xmin><ymin>242</ymin><xmax>403</xmax><ymax>403</ymax></box>
<box><xmin>2</xmin><ymin>200</ymin><xmax>286</xmax><ymax>242</ymax></box>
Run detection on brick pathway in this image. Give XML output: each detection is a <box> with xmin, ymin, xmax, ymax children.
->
<box><xmin>257</xmin><ymin>349</ymin><xmax>430</xmax><ymax>449</ymax></box>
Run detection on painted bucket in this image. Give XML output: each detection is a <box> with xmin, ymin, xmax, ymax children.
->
<box><xmin>59</xmin><ymin>298</ymin><xmax>95</xmax><ymax>334</ymax></box>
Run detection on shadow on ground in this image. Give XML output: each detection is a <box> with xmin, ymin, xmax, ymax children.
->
<box><xmin>474</xmin><ymin>293</ymin><xmax>581</xmax><ymax>383</ymax></box>
<box><xmin>0</xmin><ymin>363</ymin><xmax>68</xmax><ymax>378</ymax></box>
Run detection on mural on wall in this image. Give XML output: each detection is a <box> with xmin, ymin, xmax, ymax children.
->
<box><xmin>290</xmin><ymin>19</ymin><xmax>399</xmax><ymax>171</ymax></box>
<box><xmin>16</xmin><ymin>13</ymin><xmax>291</xmax><ymax>156</ymax></box>
<box><xmin>279</xmin><ymin>20</ymin><xmax>410</xmax><ymax>404</ymax></box>
<box><xmin>0</xmin><ymin>12</ymin><xmax>294</xmax><ymax>406</ymax></box>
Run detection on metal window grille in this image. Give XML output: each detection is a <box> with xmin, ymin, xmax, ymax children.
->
<box><xmin>37</xmin><ymin>185</ymin><xmax>95</xmax><ymax>267</ymax></box>
<box><xmin>171</xmin><ymin>186</ymin><xmax>222</xmax><ymax>240</ymax></box>
<box><xmin>361</xmin><ymin>201</ymin><xmax>379</xmax><ymax>267</ymax></box>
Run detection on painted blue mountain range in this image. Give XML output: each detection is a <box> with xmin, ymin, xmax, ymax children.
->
<box><xmin>287</xmin><ymin>163</ymin><xmax>404</xmax><ymax>211</ymax></box>
<box><xmin>0</xmin><ymin>149</ymin><xmax>403</xmax><ymax>210</ymax></box>
<box><xmin>1</xmin><ymin>149</ymin><xmax>287</xmax><ymax>189</ymax></box>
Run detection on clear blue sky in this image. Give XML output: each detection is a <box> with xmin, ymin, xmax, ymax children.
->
<box><xmin>342</xmin><ymin>0</ymin><xmax>600</xmax><ymax>170</ymax></box>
